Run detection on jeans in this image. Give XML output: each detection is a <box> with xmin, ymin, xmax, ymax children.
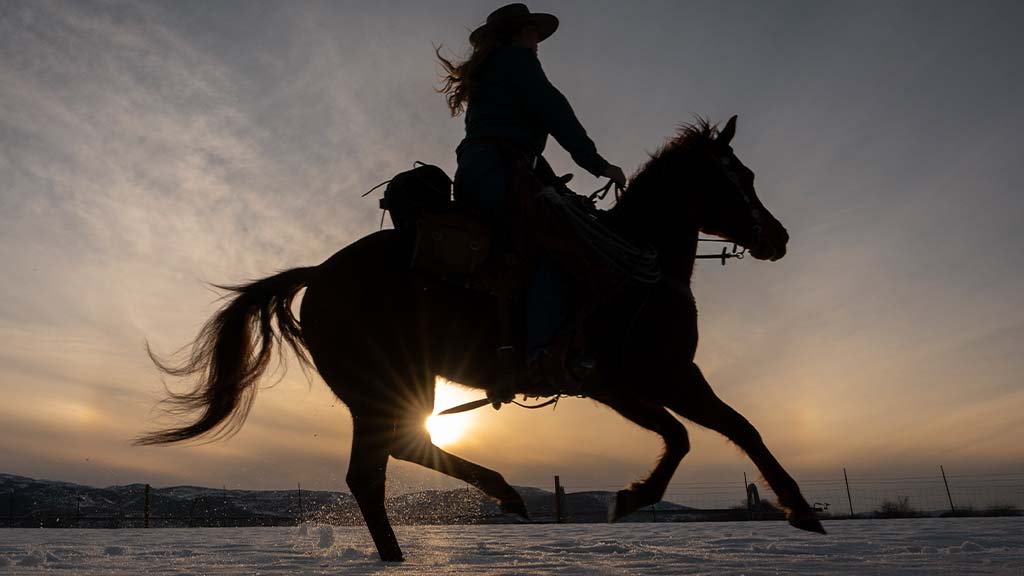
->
<box><xmin>454</xmin><ymin>143</ymin><xmax>567</xmax><ymax>358</ymax></box>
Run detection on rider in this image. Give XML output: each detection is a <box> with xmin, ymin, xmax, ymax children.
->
<box><xmin>438</xmin><ymin>3</ymin><xmax>627</xmax><ymax>405</ymax></box>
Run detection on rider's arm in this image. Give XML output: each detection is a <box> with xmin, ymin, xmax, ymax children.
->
<box><xmin>510</xmin><ymin>47</ymin><xmax>611</xmax><ymax>178</ymax></box>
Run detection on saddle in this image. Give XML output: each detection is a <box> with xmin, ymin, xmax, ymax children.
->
<box><xmin>378</xmin><ymin>160</ymin><xmax>535</xmax><ymax>298</ymax></box>
<box><xmin>377</xmin><ymin>164</ymin><xmax>535</xmax><ymax>405</ymax></box>
<box><xmin>410</xmin><ymin>206</ymin><xmax>524</xmax><ymax>298</ymax></box>
<box><xmin>377</xmin><ymin>159</ymin><xmax>657</xmax><ymax>403</ymax></box>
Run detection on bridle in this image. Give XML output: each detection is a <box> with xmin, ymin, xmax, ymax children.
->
<box><xmin>587</xmin><ymin>147</ymin><xmax>764</xmax><ymax>266</ymax></box>
<box><xmin>714</xmin><ymin>147</ymin><xmax>768</xmax><ymax>252</ymax></box>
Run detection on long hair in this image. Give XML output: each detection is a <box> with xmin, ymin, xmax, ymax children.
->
<box><xmin>436</xmin><ymin>25</ymin><xmax>519</xmax><ymax>117</ymax></box>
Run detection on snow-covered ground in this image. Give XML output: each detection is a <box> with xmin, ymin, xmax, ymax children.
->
<box><xmin>1</xmin><ymin>518</ymin><xmax>1021</xmax><ymax>575</ymax></box>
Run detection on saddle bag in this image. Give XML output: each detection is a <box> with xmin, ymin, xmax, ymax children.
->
<box><xmin>381</xmin><ymin>163</ymin><xmax>452</xmax><ymax>232</ymax></box>
<box><xmin>411</xmin><ymin>209</ymin><xmax>491</xmax><ymax>282</ymax></box>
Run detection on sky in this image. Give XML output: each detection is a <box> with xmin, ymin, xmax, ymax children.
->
<box><xmin>1</xmin><ymin>0</ymin><xmax>1022</xmax><ymax>500</ymax></box>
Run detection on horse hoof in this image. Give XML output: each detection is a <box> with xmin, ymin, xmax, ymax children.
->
<box><xmin>788</xmin><ymin>510</ymin><xmax>827</xmax><ymax>534</ymax></box>
<box><xmin>379</xmin><ymin>551</ymin><xmax>405</xmax><ymax>562</ymax></box>
<box><xmin>609</xmin><ymin>489</ymin><xmax>640</xmax><ymax>523</ymax></box>
<box><xmin>500</xmin><ymin>497</ymin><xmax>530</xmax><ymax>520</ymax></box>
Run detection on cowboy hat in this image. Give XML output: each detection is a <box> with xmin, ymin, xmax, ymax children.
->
<box><xmin>469</xmin><ymin>3</ymin><xmax>559</xmax><ymax>47</ymax></box>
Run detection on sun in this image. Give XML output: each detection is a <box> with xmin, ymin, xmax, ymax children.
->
<box><xmin>425</xmin><ymin>379</ymin><xmax>481</xmax><ymax>448</ymax></box>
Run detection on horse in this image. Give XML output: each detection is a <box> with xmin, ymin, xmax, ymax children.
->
<box><xmin>137</xmin><ymin>116</ymin><xmax>824</xmax><ymax>562</ymax></box>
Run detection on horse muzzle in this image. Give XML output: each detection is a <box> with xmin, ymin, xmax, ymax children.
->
<box><xmin>748</xmin><ymin>222</ymin><xmax>789</xmax><ymax>262</ymax></box>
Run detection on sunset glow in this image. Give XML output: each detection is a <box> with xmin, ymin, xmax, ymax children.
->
<box><xmin>1</xmin><ymin>1</ymin><xmax>1021</xmax><ymax>496</ymax></box>
<box><xmin>425</xmin><ymin>380</ymin><xmax>482</xmax><ymax>448</ymax></box>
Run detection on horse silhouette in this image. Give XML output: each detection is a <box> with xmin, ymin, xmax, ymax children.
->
<box><xmin>137</xmin><ymin>116</ymin><xmax>824</xmax><ymax>561</ymax></box>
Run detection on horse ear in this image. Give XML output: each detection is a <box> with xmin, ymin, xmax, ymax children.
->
<box><xmin>719</xmin><ymin>115</ymin><xmax>737</xmax><ymax>145</ymax></box>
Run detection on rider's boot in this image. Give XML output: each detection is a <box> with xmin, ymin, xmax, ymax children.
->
<box><xmin>488</xmin><ymin>345</ymin><xmax>519</xmax><ymax>409</ymax></box>
<box><xmin>487</xmin><ymin>290</ymin><xmax>525</xmax><ymax>409</ymax></box>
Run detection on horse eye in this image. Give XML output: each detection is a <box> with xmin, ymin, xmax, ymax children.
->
<box><xmin>720</xmin><ymin>157</ymin><xmax>730</xmax><ymax>166</ymax></box>
<box><xmin>751</xmin><ymin>208</ymin><xmax>761</xmax><ymax>218</ymax></box>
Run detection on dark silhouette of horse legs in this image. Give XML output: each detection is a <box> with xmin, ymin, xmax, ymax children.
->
<box><xmin>597</xmin><ymin>363</ymin><xmax>822</xmax><ymax>533</ymax></box>
<box><xmin>337</xmin><ymin>384</ymin><xmax>528</xmax><ymax>561</ymax></box>
<box><xmin>600</xmin><ymin>397</ymin><xmax>690</xmax><ymax>521</ymax></box>
<box><xmin>666</xmin><ymin>364</ymin><xmax>825</xmax><ymax>533</ymax></box>
<box><xmin>346</xmin><ymin>414</ymin><xmax>403</xmax><ymax>561</ymax></box>
<box><xmin>386</xmin><ymin>417</ymin><xmax>528</xmax><ymax>516</ymax></box>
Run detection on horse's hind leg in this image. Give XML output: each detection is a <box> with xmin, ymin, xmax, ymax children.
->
<box><xmin>669</xmin><ymin>364</ymin><xmax>825</xmax><ymax>534</ymax></box>
<box><xmin>346</xmin><ymin>414</ymin><xmax>404</xmax><ymax>562</ymax></box>
<box><xmin>389</xmin><ymin>417</ymin><xmax>528</xmax><ymax>518</ymax></box>
<box><xmin>598</xmin><ymin>396</ymin><xmax>690</xmax><ymax>522</ymax></box>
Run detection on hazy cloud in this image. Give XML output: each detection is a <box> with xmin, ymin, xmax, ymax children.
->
<box><xmin>1</xmin><ymin>0</ymin><xmax>1022</xmax><ymax>492</ymax></box>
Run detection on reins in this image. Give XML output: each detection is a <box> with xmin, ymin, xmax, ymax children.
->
<box><xmin>588</xmin><ymin>179</ymin><xmax>619</xmax><ymax>203</ymax></box>
<box><xmin>587</xmin><ymin>179</ymin><xmax>746</xmax><ymax>266</ymax></box>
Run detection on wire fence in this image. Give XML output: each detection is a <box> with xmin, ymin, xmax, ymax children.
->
<box><xmin>3</xmin><ymin>469</ymin><xmax>1021</xmax><ymax>528</ymax></box>
<box><xmin>563</xmin><ymin>469</ymin><xmax>1024</xmax><ymax>518</ymax></box>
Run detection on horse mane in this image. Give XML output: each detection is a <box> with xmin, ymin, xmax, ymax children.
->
<box><xmin>609</xmin><ymin>118</ymin><xmax>722</xmax><ymax>227</ymax></box>
<box><xmin>628</xmin><ymin>118</ymin><xmax>720</xmax><ymax>189</ymax></box>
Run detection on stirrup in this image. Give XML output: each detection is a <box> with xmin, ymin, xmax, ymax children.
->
<box><xmin>487</xmin><ymin>376</ymin><xmax>516</xmax><ymax>410</ymax></box>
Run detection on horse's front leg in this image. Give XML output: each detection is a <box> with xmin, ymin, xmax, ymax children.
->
<box><xmin>668</xmin><ymin>363</ymin><xmax>825</xmax><ymax>534</ymax></box>
<box><xmin>596</xmin><ymin>395</ymin><xmax>690</xmax><ymax>521</ymax></box>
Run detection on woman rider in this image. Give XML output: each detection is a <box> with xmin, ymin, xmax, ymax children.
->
<box><xmin>438</xmin><ymin>3</ymin><xmax>626</xmax><ymax>405</ymax></box>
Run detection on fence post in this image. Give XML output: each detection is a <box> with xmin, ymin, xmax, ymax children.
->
<box><xmin>744</xmin><ymin>472</ymin><xmax>750</xmax><ymax>519</ymax></box>
<box><xmin>941</xmin><ymin>465</ymin><xmax>955</xmax><ymax>515</ymax></box>
<box><xmin>297</xmin><ymin>482</ymin><xmax>304</xmax><ymax>521</ymax></box>
<box><xmin>557</xmin><ymin>473</ymin><xmax>565</xmax><ymax>522</ymax></box>
<box><xmin>844</xmin><ymin>468</ymin><xmax>854</xmax><ymax>517</ymax></box>
<box><xmin>144</xmin><ymin>484</ymin><xmax>150</xmax><ymax>528</ymax></box>
<box><xmin>8</xmin><ymin>490</ymin><xmax>13</xmax><ymax>528</ymax></box>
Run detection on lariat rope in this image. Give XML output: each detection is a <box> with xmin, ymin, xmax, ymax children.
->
<box><xmin>551</xmin><ymin>183</ymin><xmax>662</xmax><ymax>285</ymax></box>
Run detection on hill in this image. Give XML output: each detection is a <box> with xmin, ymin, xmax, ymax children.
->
<box><xmin>0</xmin><ymin>473</ymin><xmax>700</xmax><ymax>528</ymax></box>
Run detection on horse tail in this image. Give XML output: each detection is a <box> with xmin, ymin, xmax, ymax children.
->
<box><xmin>135</xmin><ymin>266</ymin><xmax>318</xmax><ymax>446</ymax></box>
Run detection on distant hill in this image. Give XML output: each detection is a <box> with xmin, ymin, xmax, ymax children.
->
<box><xmin>0</xmin><ymin>473</ymin><xmax>703</xmax><ymax>528</ymax></box>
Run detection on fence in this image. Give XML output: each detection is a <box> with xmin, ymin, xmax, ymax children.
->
<box><xmin>0</xmin><ymin>482</ymin><xmax>346</xmax><ymax>529</ymax></box>
<box><xmin>561</xmin><ymin>468</ymin><xmax>1024</xmax><ymax>519</ymax></box>
<box><xmin>3</xmin><ymin>469</ymin><xmax>1022</xmax><ymax>528</ymax></box>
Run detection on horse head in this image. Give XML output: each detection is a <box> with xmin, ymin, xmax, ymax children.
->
<box><xmin>615</xmin><ymin>116</ymin><xmax>789</xmax><ymax>264</ymax></box>
<box><xmin>695</xmin><ymin>115</ymin><xmax>788</xmax><ymax>261</ymax></box>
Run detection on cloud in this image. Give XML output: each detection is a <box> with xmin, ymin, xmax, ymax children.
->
<box><xmin>0</xmin><ymin>0</ymin><xmax>372</xmax><ymax>487</ymax></box>
<box><xmin>2</xmin><ymin>0</ymin><xmax>1023</xmax><ymax>493</ymax></box>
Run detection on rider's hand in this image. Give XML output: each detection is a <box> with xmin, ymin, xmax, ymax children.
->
<box><xmin>603</xmin><ymin>164</ymin><xmax>627</xmax><ymax>190</ymax></box>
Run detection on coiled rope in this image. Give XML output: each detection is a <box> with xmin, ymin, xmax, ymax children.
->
<box><xmin>540</xmin><ymin>185</ymin><xmax>662</xmax><ymax>285</ymax></box>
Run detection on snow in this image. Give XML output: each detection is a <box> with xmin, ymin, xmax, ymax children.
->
<box><xmin>0</xmin><ymin>518</ymin><xmax>1021</xmax><ymax>574</ymax></box>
